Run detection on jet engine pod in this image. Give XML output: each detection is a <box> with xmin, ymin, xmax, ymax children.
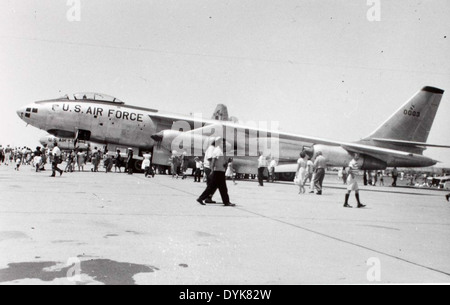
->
<box><xmin>313</xmin><ymin>144</ymin><xmax>387</xmax><ymax>170</ymax></box>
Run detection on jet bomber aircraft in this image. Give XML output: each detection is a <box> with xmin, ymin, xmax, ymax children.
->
<box><xmin>17</xmin><ymin>87</ymin><xmax>450</xmax><ymax>175</ymax></box>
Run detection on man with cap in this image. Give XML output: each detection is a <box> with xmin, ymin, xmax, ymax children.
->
<box><xmin>197</xmin><ymin>137</ymin><xmax>234</xmax><ymax>206</ymax></box>
<box><xmin>313</xmin><ymin>151</ymin><xmax>326</xmax><ymax>195</ymax></box>
<box><xmin>50</xmin><ymin>142</ymin><xmax>63</xmax><ymax>177</ymax></box>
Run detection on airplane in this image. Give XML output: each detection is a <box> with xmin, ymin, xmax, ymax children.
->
<box><xmin>16</xmin><ymin>87</ymin><xmax>450</xmax><ymax>176</ymax></box>
<box><xmin>39</xmin><ymin>134</ymin><xmax>90</xmax><ymax>151</ymax></box>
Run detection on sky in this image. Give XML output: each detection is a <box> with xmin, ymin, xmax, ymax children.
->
<box><xmin>0</xmin><ymin>0</ymin><xmax>449</xmax><ymax>165</ymax></box>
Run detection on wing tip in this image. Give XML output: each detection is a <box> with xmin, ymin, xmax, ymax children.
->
<box><xmin>422</xmin><ymin>86</ymin><xmax>444</xmax><ymax>94</ymax></box>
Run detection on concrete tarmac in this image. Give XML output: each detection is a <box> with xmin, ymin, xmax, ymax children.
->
<box><xmin>0</xmin><ymin>164</ymin><xmax>449</xmax><ymax>285</ymax></box>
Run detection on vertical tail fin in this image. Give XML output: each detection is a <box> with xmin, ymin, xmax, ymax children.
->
<box><xmin>366</xmin><ymin>86</ymin><xmax>444</xmax><ymax>143</ymax></box>
<box><xmin>212</xmin><ymin>104</ymin><xmax>230</xmax><ymax>121</ymax></box>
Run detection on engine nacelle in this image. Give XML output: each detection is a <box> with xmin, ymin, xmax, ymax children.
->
<box><xmin>313</xmin><ymin>144</ymin><xmax>387</xmax><ymax>170</ymax></box>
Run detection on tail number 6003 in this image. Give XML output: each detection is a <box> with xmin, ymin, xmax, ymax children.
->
<box><xmin>404</xmin><ymin>110</ymin><xmax>420</xmax><ymax>117</ymax></box>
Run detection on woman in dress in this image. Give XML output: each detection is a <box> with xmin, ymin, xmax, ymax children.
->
<box><xmin>295</xmin><ymin>152</ymin><xmax>307</xmax><ymax>194</ymax></box>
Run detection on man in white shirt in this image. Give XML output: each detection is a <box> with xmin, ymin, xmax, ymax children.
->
<box><xmin>258</xmin><ymin>152</ymin><xmax>267</xmax><ymax>186</ymax></box>
<box><xmin>197</xmin><ymin>138</ymin><xmax>234</xmax><ymax>206</ymax></box>
<box><xmin>313</xmin><ymin>151</ymin><xmax>326</xmax><ymax>195</ymax></box>
<box><xmin>202</xmin><ymin>140</ymin><xmax>217</xmax><ymax>203</ymax></box>
<box><xmin>51</xmin><ymin>142</ymin><xmax>63</xmax><ymax>177</ymax></box>
<box><xmin>268</xmin><ymin>157</ymin><xmax>277</xmax><ymax>183</ymax></box>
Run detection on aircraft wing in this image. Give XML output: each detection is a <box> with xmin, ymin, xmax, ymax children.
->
<box><xmin>152</xmin><ymin>121</ymin><xmax>438</xmax><ymax>168</ymax></box>
<box><xmin>340</xmin><ymin>142</ymin><xmax>437</xmax><ymax>165</ymax></box>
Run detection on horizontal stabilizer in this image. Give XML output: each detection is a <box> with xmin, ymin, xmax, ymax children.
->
<box><xmin>372</xmin><ymin>138</ymin><xmax>450</xmax><ymax>149</ymax></box>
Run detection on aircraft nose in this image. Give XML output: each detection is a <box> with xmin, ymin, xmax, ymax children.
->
<box><xmin>16</xmin><ymin>107</ymin><xmax>25</xmax><ymax>120</ymax></box>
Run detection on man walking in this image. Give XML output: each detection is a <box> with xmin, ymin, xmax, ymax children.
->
<box><xmin>257</xmin><ymin>152</ymin><xmax>267</xmax><ymax>187</ymax></box>
<box><xmin>50</xmin><ymin>143</ymin><xmax>63</xmax><ymax>177</ymax></box>
<box><xmin>343</xmin><ymin>154</ymin><xmax>366</xmax><ymax>208</ymax></box>
<box><xmin>197</xmin><ymin>138</ymin><xmax>234</xmax><ymax>207</ymax></box>
<box><xmin>126</xmin><ymin>148</ymin><xmax>134</xmax><ymax>175</ymax></box>
<box><xmin>202</xmin><ymin>140</ymin><xmax>217</xmax><ymax>203</ymax></box>
<box><xmin>392</xmin><ymin>167</ymin><xmax>399</xmax><ymax>187</ymax></box>
<box><xmin>313</xmin><ymin>151</ymin><xmax>326</xmax><ymax>195</ymax></box>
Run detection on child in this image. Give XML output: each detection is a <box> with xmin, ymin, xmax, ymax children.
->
<box><xmin>15</xmin><ymin>154</ymin><xmax>21</xmax><ymax>171</ymax></box>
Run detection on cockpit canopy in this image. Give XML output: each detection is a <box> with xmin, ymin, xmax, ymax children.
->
<box><xmin>60</xmin><ymin>93</ymin><xmax>125</xmax><ymax>105</ymax></box>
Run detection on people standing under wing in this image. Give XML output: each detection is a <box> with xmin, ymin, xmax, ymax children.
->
<box><xmin>50</xmin><ymin>142</ymin><xmax>63</xmax><ymax>177</ymax></box>
<box><xmin>203</xmin><ymin>141</ymin><xmax>217</xmax><ymax>203</ymax></box>
<box><xmin>257</xmin><ymin>152</ymin><xmax>267</xmax><ymax>187</ymax></box>
<box><xmin>126</xmin><ymin>148</ymin><xmax>134</xmax><ymax>175</ymax></box>
<box><xmin>312</xmin><ymin>151</ymin><xmax>326</xmax><ymax>195</ymax></box>
<box><xmin>391</xmin><ymin>167</ymin><xmax>399</xmax><ymax>187</ymax></box>
<box><xmin>142</xmin><ymin>152</ymin><xmax>152</xmax><ymax>178</ymax></box>
<box><xmin>344</xmin><ymin>153</ymin><xmax>366</xmax><ymax>208</ymax></box>
<box><xmin>194</xmin><ymin>157</ymin><xmax>203</xmax><ymax>183</ymax></box>
<box><xmin>446</xmin><ymin>193</ymin><xmax>449</xmax><ymax>202</ymax></box>
<box><xmin>296</xmin><ymin>152</ymin><xmax>307</xmax><ymax>194</ymax></box>
<box><xmin>33</xmin><ymin>146</ymin><xmax>43</xmax><ymax>173</ymax></box>
<box><xmin>197</xmin><ymin>138</ymin><xmax>234</xmax><ymax>206</ymax></box>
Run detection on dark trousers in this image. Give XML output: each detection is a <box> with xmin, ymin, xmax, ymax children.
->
<box><xmin>199</xmin><ymin>171</ymin><xmax>230</xmax><ymax>204</ymax></box>
<box><xmin>127</xmin><ymin>160</ymin><xmax>133</xmax><ymax>174</ymax></box>
<box><xmin>204</xmin><ymin>168</ymin><xmax>216</xmax><ymax>198</ymax></box>
<box><xmin>145</xmin><ymin>166</ymin><xmax>154</xmax><ymax>177</ymax></box>
<box><xmin>52</xmin><ymin>161</ymin><xmax>62</xmax><ymax>176</ymax></box>
<box><xmin>194</xmin><ymin>169</ymin><xmax>202</xmax><ymax>182</ymax></box>
<box><xmin>258</xmin><ymin>167</ymin><xmax>265</xmax><ymax>186</ymax></box>
<box><xmin>392</xmin><ymin>176</ymin><xmax>398</xmax><ymax>186</ymax></box>
<box><xmin>314</xmin><ymin>168</ymin><xmax>325</xmax><ymax>192</ymax></box>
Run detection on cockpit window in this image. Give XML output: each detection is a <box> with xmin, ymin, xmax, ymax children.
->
<box><xmin>72</xmin><ymin>93</ymin><xmax>124</xmax><ymax>104</ymax></box>
<box><xmin>32</xmin><ymin>108</ymin><xmax>38</xmax><ymax>113</ymax></box>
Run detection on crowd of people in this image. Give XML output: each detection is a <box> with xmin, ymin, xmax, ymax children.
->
<box><xmin>2</xmin><ymin>141</ymin><xmax>449</xmax><ymax>205</ymax></box>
